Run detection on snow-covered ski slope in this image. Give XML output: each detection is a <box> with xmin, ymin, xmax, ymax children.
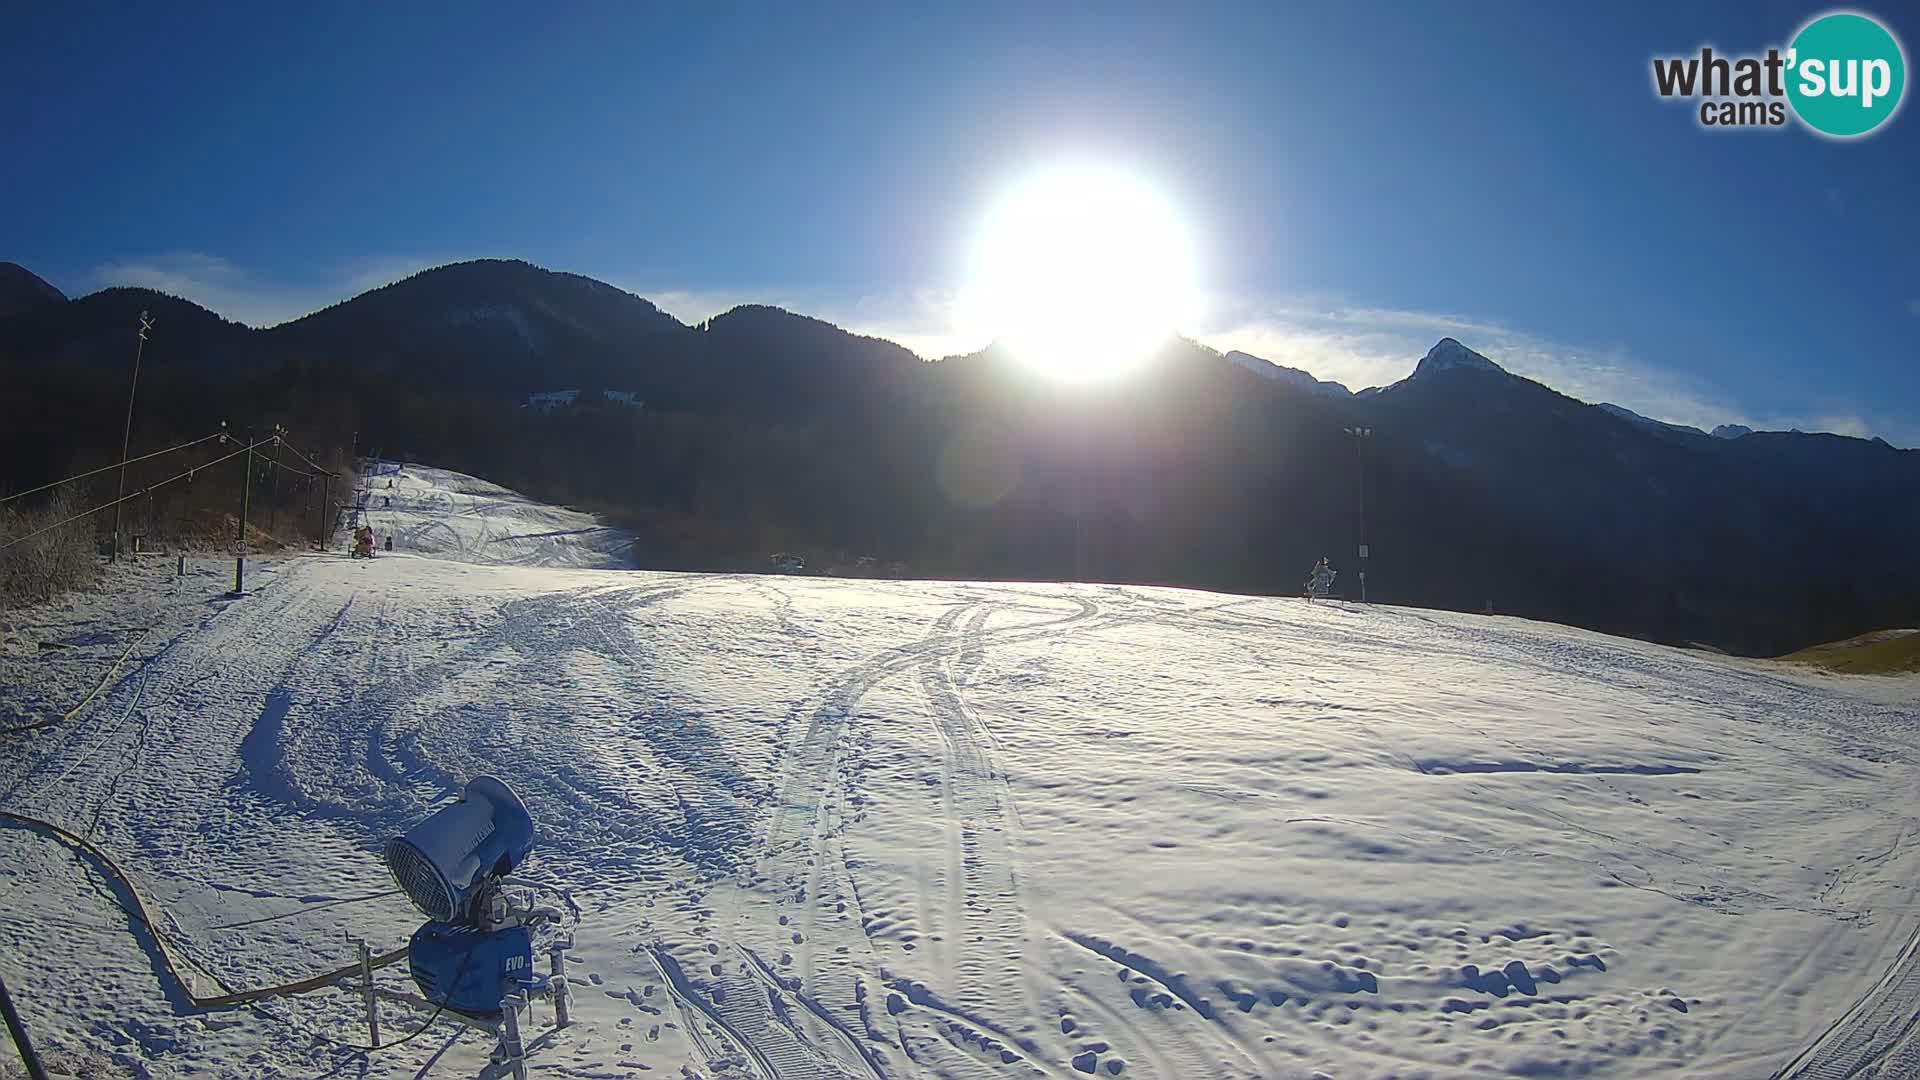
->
<box><xmin>3</xmin><ymin>463</ymin><xmax>1918</xmax><ymax>1080</ymax></box>
<box><xmin>359</xmin><ymin>461</ymin><xmax>637</xmax><ymax>568</ymax></box>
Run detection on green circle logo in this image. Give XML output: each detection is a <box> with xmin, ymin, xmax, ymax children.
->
<box><xmin>1787</xmin><ymin>12</ymin><xmax>1907</xmax><ymax>137</ymax></box>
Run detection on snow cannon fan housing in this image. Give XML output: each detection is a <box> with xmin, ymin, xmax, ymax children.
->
<box><xmin>384</xmin><ymin>776</ymin><xmax>535</xmax><ymax>924</ymax></box>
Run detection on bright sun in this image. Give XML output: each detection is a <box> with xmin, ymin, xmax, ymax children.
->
<box><xmin>960</xmin><ymin>164</ymin><xmax>1201</xmax><ymax>381</ymax></box>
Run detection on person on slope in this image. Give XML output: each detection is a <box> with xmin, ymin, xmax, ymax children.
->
<box><xmin>1306</xmin><ymin>556</ymin><xmax>1338</xmax><ymax>600</ymax></box>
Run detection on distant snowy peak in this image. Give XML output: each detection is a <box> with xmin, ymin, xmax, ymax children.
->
<box><xmin>1711</xmin><ymin>424</ymin><xmax>1753</xmax><ymax>440</ymax></box>
<box><xmin>1411</xmin><ymin>337</ymin><xmax>1507</xmax><ymax>378</ymax></box>
<box><xmin>1225</xmin><ymin>351</ymin><xmax>1353</xmax><ymax>397</ymax></box>
<box><xmin>1597</xmin><ymin>402</ymin><xmax>1708</xmax><ymax>439</ymax></box>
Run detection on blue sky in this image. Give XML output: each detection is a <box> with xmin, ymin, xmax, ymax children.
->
<box><xmin>5</xmin><ymin>2</ymin><xmax>1915</xmax><ymax>442</ymax></box>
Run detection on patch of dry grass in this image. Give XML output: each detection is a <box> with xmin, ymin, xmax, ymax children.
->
<box><xmin>1781</xmin><ymin>629</ymin><xmax>1920</xmax><ymax>675</ymax></box>
<box><xmin>0</xmin><ymin>489</ymin><xmax>99</xmax><ymax>609</ymax></box>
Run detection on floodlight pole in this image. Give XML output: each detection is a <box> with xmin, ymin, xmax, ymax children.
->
<box><xmin>1345</xmin><ymin>426</ymin><xmax>1373</xmax><ymax>602</ymax></box>
<box><xmin>110</xmin><ymin>311</ymin><xmax>153</xmax><ymax>562</ymax></box>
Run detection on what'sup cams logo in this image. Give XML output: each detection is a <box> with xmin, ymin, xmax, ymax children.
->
<box><xmin>1652</xmin><ymin>10</ymin><xmax>1906</xmax><ymax>137</ymax></box>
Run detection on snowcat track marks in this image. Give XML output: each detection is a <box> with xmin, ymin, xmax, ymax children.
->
<box><xmin>737</xmin><ymin>943</ymin><xmax>890</xmax><ymax>1080</ymax></box>
<box><xmin>653</xmin><ymin>944</ymin><xmax>847</xmax><ymax>1080</ymax></box>
<box><xmin>917</xmin><ymin>605</ymin><xmax>1037</xmax><ymax>1032</ymax></box>
<box><xmin>751</xmin><ymin>592</ymin><xmax>1107</xmax><ymax>1079</ymax></box>
<box><xmin>1060</xmin><ymin>931</ymin><xmax>1267</xmax><ymax>1078</ymax></box>
<box><xmin>1777</xmin><ymin>919</ymin><xmax>1920</xmax><ymax>1079</ymax></box>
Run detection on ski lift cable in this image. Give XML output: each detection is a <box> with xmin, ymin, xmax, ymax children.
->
<box><xmin>275</xmin><ymin>441</ymin><xmax>335</xmax><ymax>477</ymax></box>
<box><xmin>0</xmin><ymin>438</ymin><xmax>272</xmax><ymax>553</ymax></box>
<box><xmin>251</xmin><ymin>451</ymin><xmax>322</xmax><ymax>480</ymax></box>
<box><xmin>0</xmin><ymin>431</ymin><xmax>227</xmax><ymax>506</ymax></box>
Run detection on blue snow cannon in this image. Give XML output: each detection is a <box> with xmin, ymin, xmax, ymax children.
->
<box><xmin>383</xmin><ymin>775</ymin><xmax>535</xmax><ymax>924</ymax></box>
<box><xmin>408</xmin><ymin>921</ymin><xmax>535</xmax><ymax>1017</ymax></box>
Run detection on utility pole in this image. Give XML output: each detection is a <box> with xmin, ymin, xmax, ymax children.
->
<box><xmin>235</xmin><ymin>435</ymin><xmax>254</xmax><ymax>595</ymax></box>
<box><xmin>266</xmin><ymin>427</ymin><xmax>284</xmax><ymax>539</ymax></box>
<box><xmin>1345</xmin><ymin>426</ymin><xmax>1373</xmax><ymax>602</ymax></box>
<box><xmin>319</xmin><ymin>470</ymin><xmax>334</xmax><ymax>550</ymax></box>
<box><xmin>1073</xmin><ymin>402</ymin><xmax>1089</xmax><ymax>582</ymax></box>
<box><xmin>110</xmin><ymin>311</ymin><xmax>153</xmax><ymax>562</ymax></box>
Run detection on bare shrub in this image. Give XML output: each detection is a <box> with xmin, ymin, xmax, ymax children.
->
<box><xmin>0</xmin><ymin>487</ymin><xmax>100</xmax><ymax>609</ymax></box>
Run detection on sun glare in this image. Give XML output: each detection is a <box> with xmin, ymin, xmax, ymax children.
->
<box><xmin>960</xmin><ymin>164</ymin><xmax>1201</xmax><ymax>381</ymax></box>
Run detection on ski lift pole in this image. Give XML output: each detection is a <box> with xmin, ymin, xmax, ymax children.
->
<box><xmin>110</xmin><ymin>311</ymin><xmax>153</xmax><ymax>564</ymax></box>
<box><xmin>267</xmin><ymin>428</ymin><xmax>283</xmax><ymax>540</ymax></box>
<box><xmin>0</xmin><ymin>973</ymin><xmax>50</xmax><ymax>1080</ymax></box>
<box><xmin>235</xmin><ymin>437</ymin><xmax>253</xmax><ymax>595</ymax></box>
<box><xmin>319</xmin><ymin>471</ymin><xmax>334</xmax><ymax>549</ymax></box>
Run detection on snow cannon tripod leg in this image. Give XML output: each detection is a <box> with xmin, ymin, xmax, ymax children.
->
<box><xmin>496</xmin><ymin>991</ymin><xmax>530</xmax><ymax>1080</ymax></box>
<box><xmin>550</xmin><ymin>944</ymin><xmax>572</xmax><ymax>1028</ymax></box>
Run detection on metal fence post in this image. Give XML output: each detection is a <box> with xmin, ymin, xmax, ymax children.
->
<box><xmin>356</xmin><ymin>937</ymin><xmax>379</xmax><ymax>1047</ymax></box>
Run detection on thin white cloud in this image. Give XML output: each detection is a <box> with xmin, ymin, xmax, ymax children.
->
<box><xmin>1908</xmin><ymin>298</ymin><xmax>1920</xmax><ymax>316</ymax></box>
<box><xmin>90</xmin><ymin>252</ymin><xmax>463</xmax><ymax>328</ymax></box>
<box><xmin>639</xmin><ymin>288</ymin><xmax>767</xmax><ymax>326</ymax></box>
<box><xmin>1197</xmin><ymin>299</ymin><xmax>1913</xmax><ymax>446</ymax></box>
<box><xmin>635</xmin><ymin>283</ymin><xmax>980</xmax><ymax>360</ymax></box>
<box><xmin>1803</xmin><ymin>414</ymin><xmax>1873</xmax><ymax>439</ymax></box>
<box><xmin>830</xmin><ymin>289</ymin><xmax>979</xmax><ymax>360</ymax></box>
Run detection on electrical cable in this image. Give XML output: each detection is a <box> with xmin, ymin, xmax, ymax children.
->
<box><xmin>0</xmin><ymin>438</ymin><xmax>271</xmax><ymax>553</ymax></box>
<box><xmin>276</xmin><ymin>442</ymin><xmax>336</xmax><ymax>477</ymax></box>
<box><xmin>0</xmin><ymin>431</ymin><xmax>227</xmax><ymax>505</ymax></box>
<box><xmin>252</xmin><ymin>446</ymin><xmax>323</xmax><ymax>480</ymax></box>
<box><xmin>210</xmin><ymin>891</ymin><xmax>403</xmax><ymax>931</ymax></box>
<box><xmin>305</xmin><ymin>1001</ymin><xmax>451</xmax><ymax>1079</ymax></box>
<box><xmin>305</xmin><ymin>920</ymin><xmax>503</xmax><ymax>1079</ymax></box>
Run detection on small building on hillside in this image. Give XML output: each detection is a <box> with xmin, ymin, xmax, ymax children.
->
<box><xmin>519</xmin><ymin>389</ymin><xmax>642</xmax><ymax>414</ymax></box>
<box><xmin>521</xmin><ymin>390</ymin><xmax>581</xmax><ymax>413</ymax></box>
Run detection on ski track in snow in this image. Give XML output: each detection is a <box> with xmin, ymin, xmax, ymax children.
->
<box><xmin>1</xmin><ymin>461</ymin><xmax>1918</xmax><ymax>1079</ymax></box>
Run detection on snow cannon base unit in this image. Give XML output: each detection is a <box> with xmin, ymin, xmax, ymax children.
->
<box><xmin>408</xmin><ymin>921</ymin><xmax>534</xmax><ymax>1018</ymax></box>
<box><xmin>381</xmin><ymin>774</ymin><xmax>574</xmax><ymax>1067</ymax></box>
<box><xmin>383</xmin><ymin>775</ymin><xmax>535</xmax><ymax>924</ymax></box>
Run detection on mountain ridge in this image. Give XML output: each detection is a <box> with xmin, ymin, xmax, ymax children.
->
<box><xmin>0</xmin><ymin>261</ymin><xmax>69</xmax><ymax>320</ymax></box>
<box><xmin>0</xmin><ymin>257</ymin><xmax>1892</xmax><ymax>447</ymax></box>
<box><xmin>3</xmin><ymin>255</ymin><xmax>1915</xmax><ymax>658</ymax></box>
